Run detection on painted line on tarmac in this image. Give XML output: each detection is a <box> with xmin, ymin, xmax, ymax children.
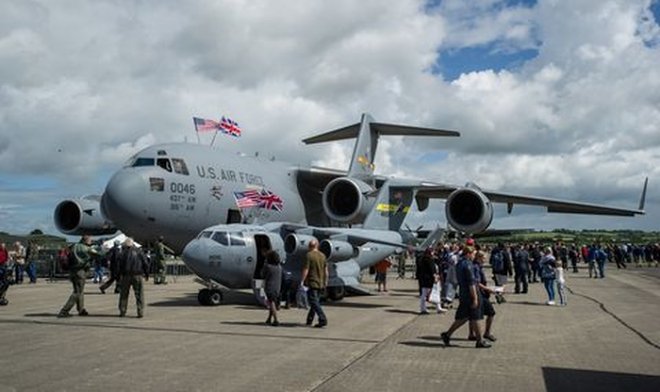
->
<box><xmin>309</xmin><ymin>313</ymin><xmax>420</xmax><ymax>391</ymax></box>
<box><xmin>566</xmin><ymin>285</ymin><xmax>660</xmax><ymax>351</ymax></box>
<box><xmin>0</xmin><ymin>318</ymin><xmax>380</xmax><ymax>345</ymax></box>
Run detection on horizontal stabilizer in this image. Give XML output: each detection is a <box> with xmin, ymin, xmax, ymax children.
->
<box><xmin>302</xmin><ymin>122</ymin><xmax>459</xmax><ymax>145</ymax></box>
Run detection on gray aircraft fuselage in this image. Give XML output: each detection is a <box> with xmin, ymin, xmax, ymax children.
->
<box><xmin>182</xmin><ymin>223</ymin><xmax>402</xmax><ymax>292</ymax></box>
<box><xmin>101</xmin><ymin>143</ymin><xmax>308</xmax><ymax>252</ymax></box>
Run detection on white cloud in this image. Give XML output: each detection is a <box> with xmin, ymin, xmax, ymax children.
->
<box><xmin>0</xmin><ymin>0</ymin><xmax>658</xmax><ymax>235</ymax></box>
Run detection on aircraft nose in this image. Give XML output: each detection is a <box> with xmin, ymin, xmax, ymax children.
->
<box><xmin>101</xmin><ymin>169</ymin><xmax>147</xmax><ymax>226</ymax></box>
<box><xmin>182</xmin><ymin>239</ymin><xmax>208</xmax><ymax>277</ymax></box>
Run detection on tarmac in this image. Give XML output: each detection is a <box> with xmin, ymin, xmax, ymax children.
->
<box><xmin>1</xmin><ymin>266</ymin><xmax>659</xmax><ymax>392</ymax></box>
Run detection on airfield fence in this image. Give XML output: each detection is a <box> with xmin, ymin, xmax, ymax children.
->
<box><xmin>4</xmin><ymin>257</ymin><xmax>193</xmax><ymax>281</ymax></box>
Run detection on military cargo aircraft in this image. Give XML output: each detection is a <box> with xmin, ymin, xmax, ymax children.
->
<box><xmin>182</xmin><ymin>222</ymin><xmax>411</xmax><ymax>304</ymax></box>
<box><xmin>54</xmin><ymin>113</ymin><xmax>647</xmax><ymax>257</ymax></box>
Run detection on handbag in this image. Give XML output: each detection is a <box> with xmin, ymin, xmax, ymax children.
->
<box><xmin>429</xmin><ymin>282</ymin><xmax>441</xmax><ymax>304</ymax></box>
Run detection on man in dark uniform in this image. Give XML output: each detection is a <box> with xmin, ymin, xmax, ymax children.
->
<box><xmin>529</xmin><ymin>244</ymin><xmax>542</xmax><ymax>283</ymax></box>
<box><xmin>118</xmin><ymin>238</ymin><xmax>150</xmax><ymax>318</ymax></box>
<box><xmin>512</xmin><ymin>244</ymin><xmax>529</xmax><ymax>294</ymax></box>
<box><xmin>58</xmin><ymin>235</ymin><xmax>98</xmax><ymax>318</ymax></box>
<box><xmin>441</xmin><ymin>247</ymin><xmax>491</xmax><ymax>348</ymax></box>
<box><xmin>300</xmin><ymin>239</ymin><xmax>328</xmax><ymax>328</ymax></box>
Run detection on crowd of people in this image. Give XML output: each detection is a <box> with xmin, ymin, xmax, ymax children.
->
<box><xmin>1</xmin><ymin>234</ymin><xmax>660</xmax><ymax>344</ymax></box>
<box><xmin>384</xmin><ymin>238</ymin><xmax>660</xmax><ymax>348</ymax></box>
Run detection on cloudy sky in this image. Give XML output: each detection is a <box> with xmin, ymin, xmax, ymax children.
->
<box><xmin>1</xmin><ymin>0</ymin><xmax>659</xmax><ymax>236</ymax></box>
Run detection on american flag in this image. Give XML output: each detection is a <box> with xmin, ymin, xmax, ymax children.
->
<box><xmin>220</xmin><ymin>116</ymin><xmax>242</xmax><ymax>137</ymax></box>
<box><xmin>233</xmin><ymin>189</ymin><xmax>262</xmax><ymax>208</ymax></box>
<box><xmin>233</xmin><ymin>189</ymin><xmax>283</xmax><ymax>211</ymax></box>
<box><xmin>193</xmin><ymin>117</ymin><xmax>221</xmax><ymax>132</ymax></box>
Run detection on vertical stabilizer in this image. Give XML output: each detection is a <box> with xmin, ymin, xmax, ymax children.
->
<box><xmin>347</xmin><ymin>113</ymin><xmax>378</xmax><ymax>181</ymax></box>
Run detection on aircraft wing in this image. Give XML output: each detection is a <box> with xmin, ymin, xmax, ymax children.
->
<box><xmin>416</xmin><ymin>178</ymin><xmax>647</xmax><ymax>217</ymax></box>
<box><xmin>278</xmin><ymin>224</ymin><xmax>408</xmax><ymax>248</ymax></box>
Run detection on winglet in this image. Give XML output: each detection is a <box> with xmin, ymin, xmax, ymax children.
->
<box><xmin>638</xmin><ymin>177</ymin><xmax>648</xmax><ymax>211</ymax></box>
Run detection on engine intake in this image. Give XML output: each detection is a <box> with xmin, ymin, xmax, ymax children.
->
<box><xmin>284</xmin><ymin>234</ymin><xmax>318</xmax><ymax>257</ymax></box>
<box><xmin>54</xmin><ymin>195</ymin><xmax>117</xmax><ymax>236</ymax></box>
<box><xmin>322</xmin><ymin>177</ymin><xmax>375</xmax><ymax>223</ymax></box>
<box><xmin>319</xmin><ymin>240</ymin><xmax>356</xmax><ymax>262</ymax></box>
<box><xmin>445</xmin><ymin>187</ymin><xmax>493</xmax><ymax>234</ymax></box>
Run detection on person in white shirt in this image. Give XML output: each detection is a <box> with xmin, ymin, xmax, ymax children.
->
<box><xmin>556</xmin><ymin>261</ymin><xmax>567</xmax><ymax>306</ymax></box>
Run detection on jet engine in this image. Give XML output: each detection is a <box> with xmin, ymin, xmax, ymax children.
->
<box><xmin>320</xmin><ymin>240</ymin><xmax>356</xmax><ymax>262</ymax></box>
<box><xmin>54</xmin><ymin>195</ymin><xmax>117</xmax><ymax>236</ymax></box>
<box><xmin>284</xmin><ymin>234</ymin><xmax>318</xmax><ymax>257</ymax></box>
<box><xmin>322</xmin><ymin>177</ymin><xmax>376</xmax><ymax>223</ymax></box>
<box><xmin>445</xmin><ymin>186</ymin><xmax>494</xmax><ymax>234</ymax></box>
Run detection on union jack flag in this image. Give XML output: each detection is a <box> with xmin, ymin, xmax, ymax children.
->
<box><xmin>220</xmin><ymin>116</ymin><xmax>242</xmax><ymax>137</ymax></box>
<box><xmin>257</xmin><ymin>189</ymin><xmax>284</xmax><ymax>211</ymax></box>
<box><xmin>193</xmin><ymin>117</ymin><xmax>221</xmax><ymax>132</ymax></box>
<box><xmin>233</xmin><ymin>189</ymin><xmax>283</xmax><ymax>211</ymax></box>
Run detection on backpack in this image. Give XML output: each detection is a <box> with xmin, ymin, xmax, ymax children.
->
<box><xmin>60</xmin><ymin>245</ymin><xmax>78</xmax><ymax>272</ymax></box>
<box><xmin>490</xmin><ymin>249</ymin><xmax>505</xmax><ymax>273</ymax></box>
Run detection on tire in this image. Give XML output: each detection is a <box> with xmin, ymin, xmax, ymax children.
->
<box><xmin>198</xmin><ymin>289</ymin><xmax>211</xmax><ymax>306</ymax></box>
<box><xmin>327</xmin><ymin>286</ymin><xmax>345</xmax><ymax>301</ymax></box>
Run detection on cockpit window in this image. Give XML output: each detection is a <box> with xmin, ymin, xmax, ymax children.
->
<box><xmin>132</xmin><ymin>157</ymin><xmax>155</xmax><ymax>167</ymax></box>
<box><xmin>229</xmin><ymin>233</ymin><xmax>246</xmax><ymax>246</ymax></box>
<box><xmin>157</xmin><ymin>158</ymin><xmax>172</xmax><ymax>172</ymax></box>
<box><xmin>171</xmin><ymin>158</ymin><xmax>189</xmax><ymax>175</ymax></box>
<box><xmin>198</xmin><ymin>231</ymin><xmax>212</xmax><ymax>239</ymax></box>
<box><xmin>212</xmin><ymin>231</ymin><xmax>229</xmax><ymax>246</ymax></box>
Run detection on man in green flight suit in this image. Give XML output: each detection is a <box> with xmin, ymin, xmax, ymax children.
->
<box><xmin>58</xmin><ymin>235</ymin><xmax>99</xmax><ymax>318</ymax></box>
<box><xmin>154</xmin><ymin>236</ymin><xmax>173</xmax><ymax>285</ymax></box>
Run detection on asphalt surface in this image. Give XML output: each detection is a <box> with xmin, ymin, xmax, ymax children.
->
<box><xmin>1</xmin><ymin>265</ymin><xmax>659</xmax><ymax>392</ymax></box>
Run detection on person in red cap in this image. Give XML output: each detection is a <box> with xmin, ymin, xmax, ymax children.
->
<box><xmin>466</xmin><ymin>238</ymin><xmax>475</xmax><ymax>246</ymax></box>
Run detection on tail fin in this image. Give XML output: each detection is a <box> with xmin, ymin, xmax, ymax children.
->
<box><xmin>303</xmin><ymin>113</ymin><xmax>460</xmax><ymax>181</ymax></box>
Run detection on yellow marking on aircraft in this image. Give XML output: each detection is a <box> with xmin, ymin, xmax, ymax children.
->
<box><xmin>376</xmin><ymin>203</ymin><xmax>410</xmax><ymax>213</ymax></box>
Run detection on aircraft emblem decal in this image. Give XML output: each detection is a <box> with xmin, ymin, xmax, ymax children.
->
<box><xmin>356</xmin><ymin>154</ymin><xmax>375</xmax><ymax>170</ymax></box>
<box><xmin>210</xmin><ymin>185</ymin><xmax>224</xmax><ymax>200</ymax></box>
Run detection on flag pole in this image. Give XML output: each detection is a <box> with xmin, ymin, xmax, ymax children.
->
<box><xmin>193</xmin><ymin>118</ymin><xmax>200</xmax><ymax>144</ymax></box>
<box><xmin>210</xmin><ymin>130</ymin><xmax>218</xmax><ymax>146</ymax></box>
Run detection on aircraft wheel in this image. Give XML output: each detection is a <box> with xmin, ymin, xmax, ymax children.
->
<box><xmin>327</xmin><ymin>286</ymin><xmax>345</xmax><ymax>301</ymax></box>
<box><xmin>198</xmin><ymin>289</ymin><xmax>211</xmax><ymax>306</ymax></box>
<box><xmin>208</xmin><ymin>290</ymin><xmax>223</xmax><ymax>306</ymax></box>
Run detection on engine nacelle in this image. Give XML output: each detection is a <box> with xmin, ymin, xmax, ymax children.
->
<box><xmin>445</xmin><ymin>187</ymin><xmax>494</xmax><ymax>234</ymax></box>
<box><xmin>322</xmin><ymin>177</ymin><xmax>376</xmax><ymax>223</ymax></box>
<box><xmin>284</xmin><ymin>234</ymin><xmax>318</xmax><ymax>257</ymax></box>
<box><xmin>54</xmin><ymin>195</ymin><xmax>117</xmax><ymax>236</ymax></box>
<box><xmin>320</xmin><ymin>240</ymin><xmax>356</xmax><ymax>263</ymax></box>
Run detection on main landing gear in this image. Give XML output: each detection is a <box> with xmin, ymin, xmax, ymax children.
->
<box><xmin>198</xmin><ymin>288</ymin><xmax>223</xmax><ymax>306</ymax></box>
<box><xmin>326</xmin><ymin>286</ymin><xmax>345</xmax><ymax>301</ymax></box>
